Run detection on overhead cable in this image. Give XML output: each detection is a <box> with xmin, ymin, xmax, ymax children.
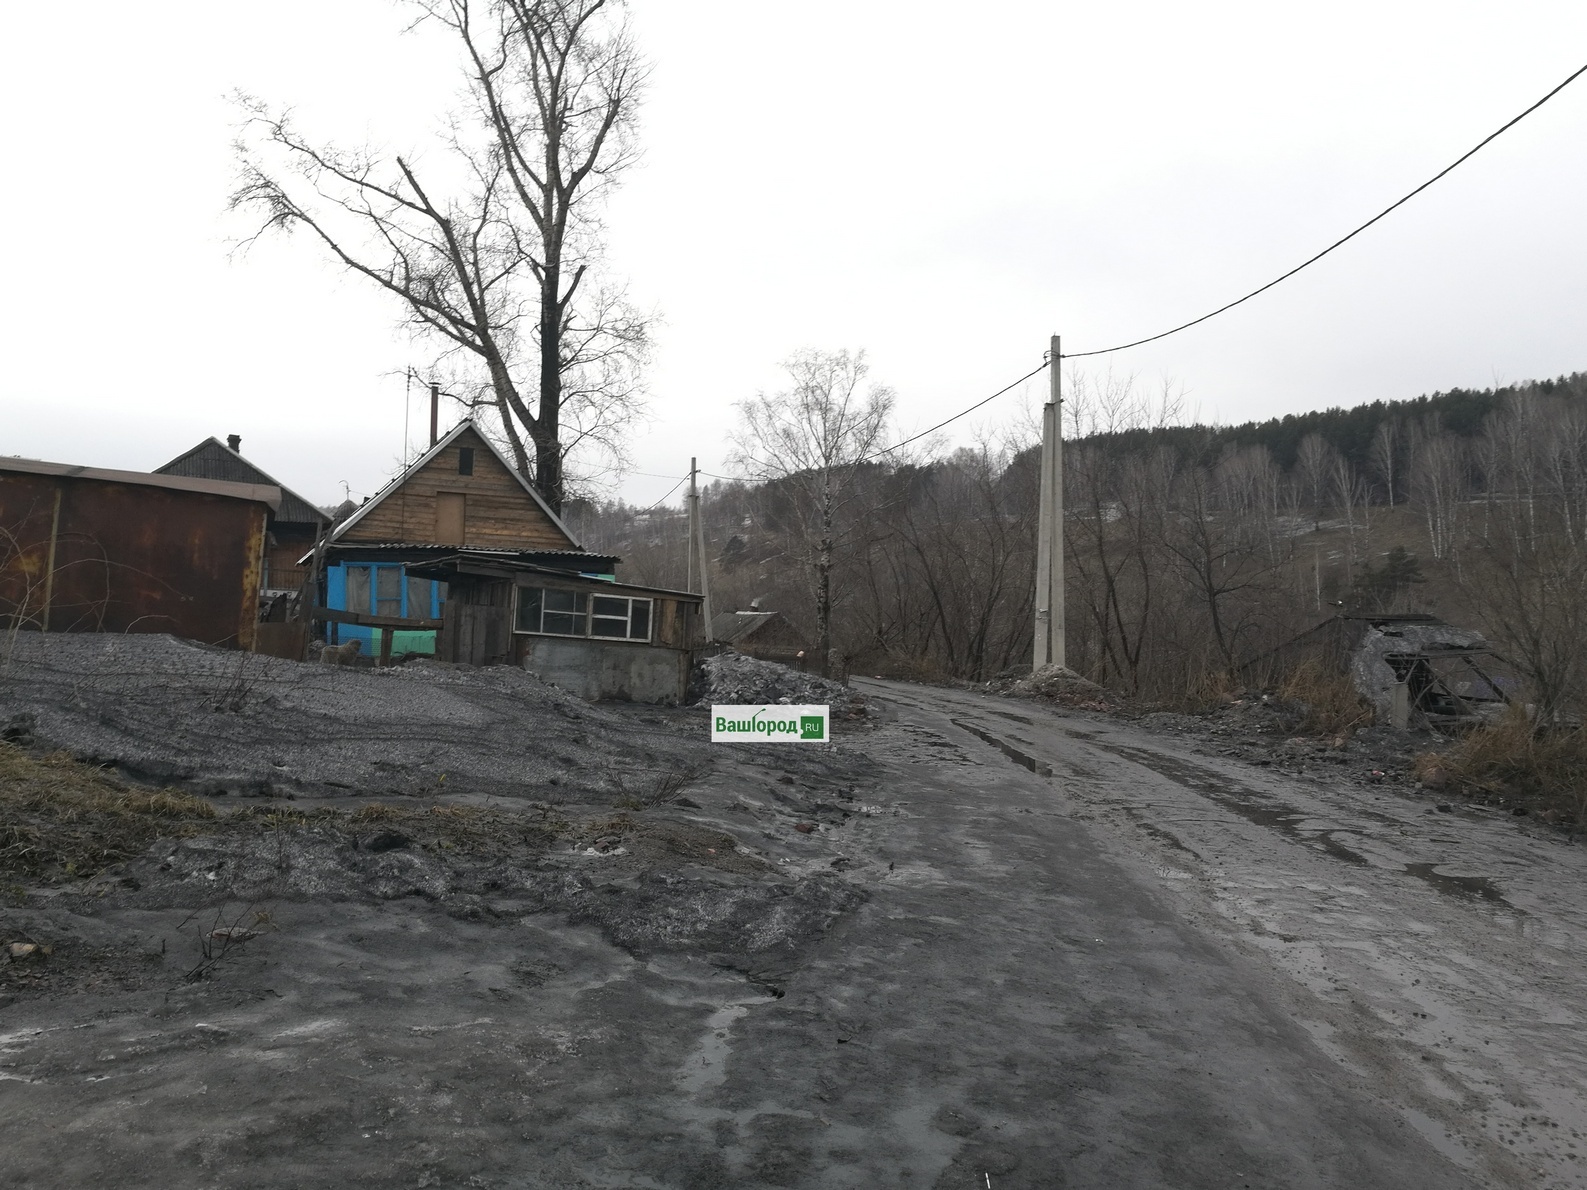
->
<box><xmin>865</xmin><ymin>361</ymin><xmax>1049</xmax><ymax>461</ymax></box>
<box><xmin>1063</xmin><ymin>59</ymin><xmax>1587</xmax><ymax>359</ymax></box>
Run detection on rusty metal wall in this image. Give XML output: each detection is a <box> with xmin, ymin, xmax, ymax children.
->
<box><xmin>0</xmin><ymin>472</ymin><xmax>267</xmax><ymax>648</ymax></box>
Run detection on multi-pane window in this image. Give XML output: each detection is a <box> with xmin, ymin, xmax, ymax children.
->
<box><xmin>591</xmin><ymin>594</ymin><xmax>651</xmax><ymax>640</ymax></box>
<box><xmin>343</xmin><ymin>565</ymin><xmax>444</xmax><ymax>618</ymax></box>
<box><xmin>514</xmin><ymin>587</ymin><xmax>651</xmax><ymax>641</ymax></box>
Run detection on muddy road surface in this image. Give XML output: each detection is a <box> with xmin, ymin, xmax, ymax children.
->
<box><xmin>859</xmin><ymin>679</ymin><xmax>1587</xmax><ymax>1190</ymax></box>
<box><xmin>6</xmin><ymin>675</ymin><xmax>1573</xmax><ymax>1187</ymax></box>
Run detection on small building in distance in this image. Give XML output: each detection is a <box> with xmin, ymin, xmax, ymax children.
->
<box><xmin>155</xmin><ymin>434</ymin><xmax>328</xmax><ymax>596</ymax></box>
<box><xmin>310</xmin><ymin>420</ymin><xmax>617</xmax><ymax>657</ymax></box>
<box><xmin>0</xmin><ymin>456</ymin><xmax>278</xmax><ymax>649</ymax></box>
<box><xmin>710</xmin><ymin>603</ymin><xmax>810</xmax><ymax>668</ymax></box>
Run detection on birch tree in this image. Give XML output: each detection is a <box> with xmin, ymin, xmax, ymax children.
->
<box><xmin>730</xmin><ymin>350</ymin><xmax>894</xmax><ymax>675</ymax></box>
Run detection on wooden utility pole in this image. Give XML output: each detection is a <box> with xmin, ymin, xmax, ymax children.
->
<box><xmin>1033</xmin><ymin>335</ymin><xmax>1065</xmax><ymax>670</ymax></box>
<box><xmin>688</xmin><ymin>459</ymin><xmax>715</xmax><ymax>642</ymax></box>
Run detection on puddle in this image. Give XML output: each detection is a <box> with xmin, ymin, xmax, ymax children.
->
<box><xmin>992</xmin><ymin>710</ymin><xmax>1035</xmax><ymax>726</ymax></box>
<box><xmin>677</xmin><ymin>1002</ymin><xmax>768</xmax><ymax>1096</ymax></box>
<box><xmin>950</xmin><ymin>719</ymin><xmax>1053</xmax><ymax>777</ymax></box>
<box><xmin>1403</xmin><ymin>864</ymin><xmax>1508</xmax><ymax>905</ymax></box>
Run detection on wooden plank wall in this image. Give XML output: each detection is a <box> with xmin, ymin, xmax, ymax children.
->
<box><xmin>341</xmin><ymin>428</ymin><xmax>575</xmax><ymax>550</ymax></box>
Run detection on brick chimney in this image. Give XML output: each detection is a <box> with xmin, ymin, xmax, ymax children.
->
<box><xmin>226</xmin><ymin>434</ymin><xmax>242</xmax><ymax>453</ymax></box>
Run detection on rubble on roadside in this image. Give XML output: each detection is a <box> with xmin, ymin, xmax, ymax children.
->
<box><xmin>983</xmin><ymin>663</ymin><xmax>1121</xmax><ymax>711</ymax></box>
<box><xmin>693</xmin><ymin>651</ymin><xmax>872</xmax><ymax>719</ymax></box>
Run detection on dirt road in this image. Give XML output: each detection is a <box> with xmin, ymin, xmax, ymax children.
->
<box><xmin>857</xmin><ymin>678</ymin><xmax>1587</xmax><ymax>1190</ymax></box>
<box><xmin>5</xmin><ymin>676</ymin><xmax>1578</xmax><ymax>1187</ymax></box>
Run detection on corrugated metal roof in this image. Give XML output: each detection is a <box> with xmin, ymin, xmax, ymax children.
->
<box><xmin>299</xmin><ymin>542</ymin><xmax>620</xmax><ymax>566</ymax></box>
<box><xmin>406</xmin><ymin>551</ymin><xmax>701</xmax><ymax>601</ymax></box>
<box><xmin>155</xmin><ymin>438</ymin><xmax>326</xmax><ymax>526</ymax></box>
<box><xmin>0</xmin><ymin>456</ymin><xmax>281</xmax><ymax>510</ymax></box>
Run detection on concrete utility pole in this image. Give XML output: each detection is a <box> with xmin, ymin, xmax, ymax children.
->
<box><xmin>687</xmin><ymin>458</ymin><xmax>715</xmax><ymax>642</ymax></box>
<box><xmin>1033</xmin><ymin>335</ymin><xmax>1065</xmax><ymax>671</ymax></box>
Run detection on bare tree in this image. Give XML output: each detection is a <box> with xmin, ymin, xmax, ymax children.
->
<box><xmin>1294</xmin><ymin>433</ymin><xmax>1338</xmax><ymax>530</ymax></box>
<box><xmin>730</xmin><ymin>350</ymin><xmax>894</xmax><ymax>675</ymax></box>
<box><xmin>231</xmin><ymin>0</ymin><xmax>649</xmax><ymax>510</ymax></box>
<box><xmin>1369</xmin><ymin>418</ymin><xmax>1401</xmax><ymax>507</ymax></box>
<box><xmin>1409</xmin><ymin>418</ymin><xmax>1467</xmax><ymax>560</ymax></box>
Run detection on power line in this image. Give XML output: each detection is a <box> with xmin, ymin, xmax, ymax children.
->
<box><xmin>635</xmin><ymin>474</ymin><xmax>688</xmax><ymax>513</ymax></box>
<box><xmin>1063</xmin><ymin>59</ymin><xmax>1587</xmax><ymax>360</ymax></box>
<box><xmin>865</xmin><ymin>361</ymin><xmax>1049</xmax><ymax>461</ymax></box>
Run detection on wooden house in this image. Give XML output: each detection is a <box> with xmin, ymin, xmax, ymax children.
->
<box><xmin>0</xmin><ymin>456</ymin><xmax>278</xmax><ymax>649</ymax></box>
<box><xmin>311</xmin><ymin>420</ymin><xmax>617</xmax><ymax>657</ymax></box>
<box><xmin>710</xmin><ymin>606</ymin><xmax>811</xmax><ymax>668</ymax></box>
<box><xmin>408</xmin><ymin>552</ymin><xmax>704</xmax><ymax>704</ymax></box>
<box><xmin>156</xmin><ymin>435</ymin><xmax>328</xmax><ymax>595</ymax></box>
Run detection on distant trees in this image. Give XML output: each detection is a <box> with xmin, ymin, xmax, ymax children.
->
<box><xmin>729</xmin><ymin>350</ymin><xmax>895</xmax><ymax>676</ymax></box>
<box><xmin>581</xmin><ymin>370</ymin><xmax>1587</xmax><ymax>722</ymax></box>
<box><xmin>231</xmin><ymin>0</ymin><xmax>650</xmax><ymax>511</ymax></box>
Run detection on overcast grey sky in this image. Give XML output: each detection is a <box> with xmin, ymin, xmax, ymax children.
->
<box><xmin>3</xmin><ymin>2</ymin><xmax>1584</xmax><ymax>510</ymax></box>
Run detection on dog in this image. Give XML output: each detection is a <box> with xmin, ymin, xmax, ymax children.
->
<box><xmin>319</xmin><ymin>638</ymin><xmax>363</xmax><ymax>665</ymax></box>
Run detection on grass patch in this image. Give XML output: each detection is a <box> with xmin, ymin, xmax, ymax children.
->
<box><xmin>1438</xmin><ymin>708</ymin><xmax>1587</xmax><ymax>829</ymax></box>
<box><xmin>0</xmin><ymin>743</ymin><xmax>217</xmax><ymax>880</ymax></box>
<box><xmin>0</xmin><ymin>745</ymin><xmax>744</xmax><ymax>887</ymax></box>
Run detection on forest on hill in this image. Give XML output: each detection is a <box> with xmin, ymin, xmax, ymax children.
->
<box><xmin>569</xmin><ymin>370</ymin><xmax>1587</xmax><ymax>723</ymax></box>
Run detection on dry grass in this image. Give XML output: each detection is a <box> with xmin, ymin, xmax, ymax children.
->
<box><xmin>0</xmin><ymin>743</ymin><xmax>217</xmax><ymax>879</ymax></box>
<box><xmin>1278</xmin><ymin>660</ymin><xmax>1373</xmax><ymax>737</ymax></box>
<box><xmin>0</xmin><ymin>744</ymin><xmax>748</xmax><ymax>888</ymax></box>
<box><xmin>1439</xmin><ymin>707</ymin><xmax>1587</xmax><ymax>828</ymax></box>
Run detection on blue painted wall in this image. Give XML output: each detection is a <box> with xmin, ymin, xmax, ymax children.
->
<box><xmin>325</xmin><ymin>561</ymin><xmax>445</xmax><ymax>655</ymax></box>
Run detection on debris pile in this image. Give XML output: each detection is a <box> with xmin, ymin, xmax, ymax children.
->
<box><xmin>694</xmin><ymin>651</ymin><xmax>869</xmax><ymax>718</ymax></box>
<box><xmin>1000</xmin><ymin>664</ymin><xmax>1118</xmax><ymax>710</ymax></box>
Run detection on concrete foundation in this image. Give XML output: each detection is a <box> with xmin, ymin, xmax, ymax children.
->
<box><xmin>521</xmin><ymin>637</ymin><xmax>690</xmax><ymax>705</ymax></box>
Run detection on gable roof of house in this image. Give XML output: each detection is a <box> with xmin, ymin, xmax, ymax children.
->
<box><xmin>155</xmin><ymin>437</ymin><xmax>325</xmax><ymax>526</ymax></box>
<box><xmin>328</xmin><ymin>420</ymin><xmax>583</xmax><ymax>549</ymax></box>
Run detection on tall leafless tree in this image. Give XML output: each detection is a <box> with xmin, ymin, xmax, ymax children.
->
<box><xmin>231</xmin><ymin>0</ymin><xmax>649</xmax><ymax>510</ymax></box>
<box><xmin>730</xmin><ymin>350</ymin><xmax>894</xmax><ymax>675</ymax></box>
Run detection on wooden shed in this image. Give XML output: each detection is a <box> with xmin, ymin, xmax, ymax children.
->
<box><xmin>709</xmin><ymin>607</ymin><xmax>811</xmax><ymax>668</ymax></box>
<box><xmin>0</xmin><ymin>456</ymin><xmax>278</xmax><ymax>649</ymax></box>
<box><xmin>409</xmin><ymin>552</ymin><xmax>704</xmax><ymax>705</ymax></box>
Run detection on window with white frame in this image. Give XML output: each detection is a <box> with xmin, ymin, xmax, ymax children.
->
<box><xmin>513</xmin><ymin>587</ymin><xmax>651</xmax><ymax>641</ymax></box>
<box><xmin>590</xmin><ymin>594</ymin><xmax>651</xmax><ymax>640</ymax></box>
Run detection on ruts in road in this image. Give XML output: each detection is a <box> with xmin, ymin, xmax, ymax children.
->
<box><xmin>855</xmin><ymin>678</ymin><xmax>1587</xmax><ymax>1190</ymax></box>
<box><xmin>6</xmin><ymin>680</ymin><xmax>1585</xmax><ymax>1188</ymax></box>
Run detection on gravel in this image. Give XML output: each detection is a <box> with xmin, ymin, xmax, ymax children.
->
<box><xmin>0</xmin><ymin>633</ymin><xmax>706</xmax><ymax>801</ymax></box>
<box><xmin>693</xmin><ymin>652</ymin><xmax>869</xmax><ymax>717</ymax></box>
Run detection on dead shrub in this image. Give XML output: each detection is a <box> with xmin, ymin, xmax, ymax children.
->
<box><xmin>1278</xmin><ymin>660</ymin><xmax>1372</xmax><ymax>736</ymax></box>
<box><xmin>1440</xmin><ymin>707</ymin><xmax>1587</xmax><ymax>828</ymax></box>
